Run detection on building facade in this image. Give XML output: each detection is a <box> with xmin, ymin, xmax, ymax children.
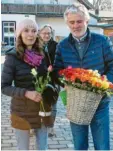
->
<box><xmin>1</xmin><ymin>0</ymin><xmax>103</xmax><ymax>46</ymax></box>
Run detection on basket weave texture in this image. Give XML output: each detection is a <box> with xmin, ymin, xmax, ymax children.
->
<box><xmin>67</xmin><ymin>86</ymin><xmax>102</xmax><ymax>125</ymax></box>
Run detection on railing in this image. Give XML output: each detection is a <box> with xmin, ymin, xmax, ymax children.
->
<box><xmin>1</xmin><ymin>4</ymin><xmax>68</xmax><ymax>16</ymax></box>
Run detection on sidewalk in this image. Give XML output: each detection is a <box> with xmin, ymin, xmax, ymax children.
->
<box><xmin>1</xmin><ymin>93</ymin><xmax>113</xmax><ymax>150</ymax></box>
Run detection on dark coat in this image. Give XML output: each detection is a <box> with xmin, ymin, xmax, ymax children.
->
<box><xmin>44</xmin><ymin>39</ymin><xmax>58</xmax><ymax>66</ymax></box>
<box><xmin>1</xmin><ymin>48</ymin><xmax>53</xmax><ymax>130</ymax></box>
<box><xmin>44</xmin><ymin>39</ymin><xmax>63</xmax><ymax>86</ymax></box>
<box><xmin>54</xmin><ymin>28</ymin><xmax>113</xmax><ymax>83</ymax></box>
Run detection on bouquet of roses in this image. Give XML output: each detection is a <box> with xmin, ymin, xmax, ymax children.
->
<box><xmin>59</xmin><ymin>66</ymin><xmax>113</xmax><ymax>95</ymax></box>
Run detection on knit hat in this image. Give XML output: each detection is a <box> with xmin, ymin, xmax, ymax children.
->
<box><xmin>16</xmin><ymin>18</ymin><xmax>38</xmax><ymax>38</ymax></box>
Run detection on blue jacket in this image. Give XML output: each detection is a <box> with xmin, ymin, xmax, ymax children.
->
<box><xmin>54</xmin><ymin>28</ymin><xmax>113</xmax><ymax>83</ymax></box>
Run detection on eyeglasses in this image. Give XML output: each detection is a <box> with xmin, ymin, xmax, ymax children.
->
<box><xmin>41</xmin><ymin>32</ymin><xmax>51</xmax><ymax>35</ymax></box>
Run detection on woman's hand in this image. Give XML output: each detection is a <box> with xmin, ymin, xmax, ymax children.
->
<box><xmin>25</xmin><ymin>91</ymin><xmax>42</xmax><ymax>102</ymax></box>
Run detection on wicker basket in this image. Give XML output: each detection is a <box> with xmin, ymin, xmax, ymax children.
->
<box><xmin>67</xmin><ymin>86</ymin><xmax>102</xmax><ymax>125</ymax></box>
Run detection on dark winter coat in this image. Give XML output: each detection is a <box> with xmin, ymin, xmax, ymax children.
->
<box><xmin>44</xmin><ymin>39</ymin><xmax>58</xmax><ymax>66</ymax></box>
<box><xmin>1</xmin><ymin>48</ymin><xmax>53</xmax><ymax>130</ymax></box>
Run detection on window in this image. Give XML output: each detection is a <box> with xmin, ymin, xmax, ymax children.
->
<box><xmin>2</xmin><ymin>21</ymin><xmax>16</xmax><ymax>46</ymax></box>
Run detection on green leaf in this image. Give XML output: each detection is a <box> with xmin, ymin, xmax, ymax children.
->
<box><xmin>39</xmin><ymin>77</ymin><xmax>43</xmax><ymax>83</ymax></box>
<box><xmin>36</xmin><ymin>87</ymin><xmax>42</xmax><ymax>93</ymax></box>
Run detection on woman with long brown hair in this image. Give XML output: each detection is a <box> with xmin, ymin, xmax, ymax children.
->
<box><xmin>1</xmin><ymin>19</ymin><xmax>53</xmax><ymax>150</ymax></box>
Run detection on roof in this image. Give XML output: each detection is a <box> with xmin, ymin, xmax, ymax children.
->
<box><xmin>89</xmin><ymin>10</ymin><xmax>113</xmax><ymax>18</ymax></box>
<box><xmin>89</xmin><ymin>11</ymin><xmax>113</xmax><ymax>23</ymax></box>
<box><xmin>89</xmin><ymin>12</ymin><xmax>99</xmax><ymax>20</ymax></box>
<box><xmin>78</xmin><ymin>0</ymin><xmax>94</xmax><ymax>9</ymax></box>
<box><xmin>89</xmin><ymin>24</ymin><xmax>113</xmax><ymax>29</ymax></box>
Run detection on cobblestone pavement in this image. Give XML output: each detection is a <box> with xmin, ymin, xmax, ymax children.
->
<box><xmin>1</xmin><ymin>56</ymin><xmax>113</xmax><ymax>150</ymax></box>
<box><xmin>1</xmin><ymin>94</ymin><xmax>113</xmax><ymax>150</ymax></box>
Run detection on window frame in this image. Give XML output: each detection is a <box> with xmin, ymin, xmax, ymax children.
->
<box><xmin>2</xmin><ymin>21</ymin><xmax>16</xmax><ymax>46</ymax></box>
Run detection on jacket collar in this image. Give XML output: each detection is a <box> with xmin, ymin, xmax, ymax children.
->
<box><xmin>5</xmin><ymin>47</ymin><xmax>17</xmax><ymax>56</ymax></box>
<box><xmin>72</xmin><ymin>32</ymin><xmax>87</xmax><ymax>42</ymax></box>
<box><xmin>68</xmin><ymin>28</ymin><xmax>91</xmax><ymax>44</ymax></box>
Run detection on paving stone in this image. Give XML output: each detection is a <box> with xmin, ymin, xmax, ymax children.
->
<box><xmin>48</xmin><ymin>144</ymin><xmax>67</xmax><ymax>149</ymax></box>
<box><xmin>52</xmin><ymin>137</ymin><xmax>65</xmax><ymax>141</ymax></box>
<box><xmin>1</xmin><ymin>91</ymin><xmax>113</xmax><ymax>150</ymax></box>
<box><xmin>67</xmin><ymin>143</ymin><xmax>74</xmax><ymax>148</ymax></box>
<box><xmin>63</xmin><ymin>136</ymin><xmax>72</xmax><ymax>141</ymax></box>
<box><xmin>1</xmin><ymin>147</ymin><xmax>17</xmax><ymax>150</ymax></box>
<box><xmin>1</xmin><ymin>143</ymin><xmax>12</xmax><ymax>147</ymax></box>
<box><xmin>1</xmin><ymin>136</ymin><xmax>10</xmax><ymax>140</ymax></box>
<box><xmin>48</xmin><ymin>140</ymin><xmax>59</xmax><ymax>145</ymax></box>
<box><xmin>2</xmin><ymin>139</ymin><xmax>17</xmax><ymax>143</ymax></box>
<box><xmin>58</xmin><ymin>140</ymin><xmax>72</xmax><ymax>145</ymax></box>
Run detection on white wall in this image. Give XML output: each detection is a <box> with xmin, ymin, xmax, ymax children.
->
<box><xmin>1</xmin><ymin>14</ymin><xmax>102</xmax><ymax>39</ymax></box>
<box><xmin>2</xmin><ymin>0</ymin><xmax>76</xmax><ymax>5</ymax></box>
<box><xmin>89</xmin><ymin>27</ymin><xmax>103</xmax><ymax>35</ymax></box>
<box><xmin>35</xmin><ymin>0</ymin><xmax>75</xmax><ymax>5</ymax></box>
<box><xmin>1</xmin><ymin>14</ymin><xmax>69</xmax><ymax>37</ymax></box>
<box><xmin>36</xmin><ymin>17</ymin><xmax>70</xmax><ymax>37</ymax></box>
<box><xmin>36</xmin><ymin>15</ymin><xmax>98</xmax><ymax>37</ymax></box>
<box><xmin>1</xmin><ymin>14</ymin><xmax>36</xmax><ymax>28</ymax></box>
<box><xmin>55</xmin><ymin>0</ymin><xmax>75</xmax><ymax>5</ymax></box>
<box><xmin>90</xmin><ymin>10</ymin><xmax>113</xmax><ymax>18</ymax></box>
